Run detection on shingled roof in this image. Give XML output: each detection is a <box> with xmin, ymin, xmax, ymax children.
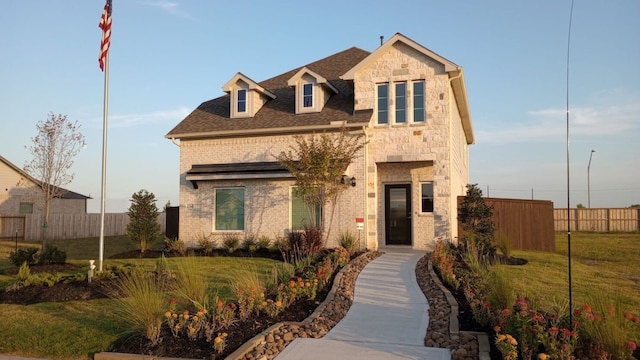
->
<box><xmin>0</xmin><ymin>155</ymin><xmax>91</xmax><ymax>200</ymax></box>
<box><xmin>165</xmin><ymin>47</ymin><xmax>373</xmax><ymax>139</ymax></box>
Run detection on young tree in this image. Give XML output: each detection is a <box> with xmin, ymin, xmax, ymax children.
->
<box><xmin>126</xmin><ymin>189</ymin><xmax>161</xmax><ymax>253</ymax></box>
<box><xmin>24</xmin><ymin>113</ymin><xmax>86</xmax><ymax>246</ymax></box>
<box><xmin>458</xmin><ymin>184</ymin><xmax>496</xmax><ymax>264</ymax></box>
<box><xmin>276</xmin><ymin>128</ymin><xmax>365</xmax><ymax>243</ymax></box>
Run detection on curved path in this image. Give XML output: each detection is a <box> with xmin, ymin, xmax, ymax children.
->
<box><xmin>275</xmin><ymin>249</ymin><xmax>451</xmax><ymax>360</ymax></box>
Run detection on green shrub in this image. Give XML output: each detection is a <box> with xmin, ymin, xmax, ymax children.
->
<box><xmin>110</xmin><ymin>269</ymin><xmax>166</xmax><ymax>346</ymax></box>
<box><xmin>222</xmin><ymin>234</ymin><xmax>240</xmax><ymax>254</ymax></box>
<box><xmin>173</xmin><ymin>256</ymin><xmax>209</xmax><ymax>310</ymax></box>
<box><xmin>195</xmin><ymin>232</ymin><xmax>214</xmax><ymax>255</ymax></box>
<box><xmin>338</xmin><ymin>231</ymin><xmax>358</xmax><ymax>254</ymax></box>
<box><xmin>126</xmin><ymin>189</ymin><xmax>162</xmax><ymax>253</ymax></box>
<box><xmin>257</xmin><ymin>235</ymin><xmax>271</xmax><ymax>251</ymax></box>
<box><xmin>495</xmin><ymin>232</ymin><xmax>513</xmax><ymax>259</ymax></box>
<box><xmin>17</xmin><ymin>261</ymin><xmax>31</xmax><ymax>281</ymax></box>
<box><xmin>242</xmin><ymin>234</ymin><xmax>258</xmax><ymax>253</ymax></box>
<box><xmin>164</xmin><ymin>237</ymin><xmax>187</xmax><ymax>256</ymax></box>
<box><xmin>9</xmin><ymin>248</ymin><xmax>39</xmax><ymax>267</ymax></box>
<box><xmin>38</xmin><ymin>245</ymin><xmax>67</xmax><ymax>264</ymax></box>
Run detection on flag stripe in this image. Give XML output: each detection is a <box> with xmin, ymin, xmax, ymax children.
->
<box><xmin>99</xmin><ymin>0</ymin><xmax>112</xmax><ymax>71</ymax></box>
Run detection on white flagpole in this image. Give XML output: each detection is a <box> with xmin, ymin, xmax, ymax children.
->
<box><xmin>99</xmin><ymin>51</ymin><xmax>109</xmax><ymax>272</ymax></box>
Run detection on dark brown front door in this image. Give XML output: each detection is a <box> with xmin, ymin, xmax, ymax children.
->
<box><xmin>385</xmin><ymin>184</ymin><xmax>412</xmax><ymax>245</ymax></box>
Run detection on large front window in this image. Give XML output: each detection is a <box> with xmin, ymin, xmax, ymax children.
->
<box><xmin>215</xmin><ymin>188</ymin><xmax>244</xmax><ymax>231</ymax></box>
<box><xmin>377</xmin><ymin>83</ymin><xmax>388</xmax><ymax>124</ymax></box>
<box><xmin>395</xmin><ymin>82</ymin><xmax>407</xmax><ymax>123</ymax></box>
<box><xmin>291</xmin><ymin>187</ymin><xmax>321</xmax><ymax>230</ymax></box>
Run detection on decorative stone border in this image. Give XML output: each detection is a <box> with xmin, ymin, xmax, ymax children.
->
<box><xmin>419</xmin><ymin>256</ymin><xmax>490</xmax><ymax>360</ymax></box>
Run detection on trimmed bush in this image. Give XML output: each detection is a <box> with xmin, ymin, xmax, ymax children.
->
<box><xmin>9</xmin><ymin>248</ymin><xmax>39</xmax><ymax>267</ymax></box>
<box><xmin>39</xmin><ymin>245</ymin><xmax>67</xmax><ymax>264</ymax></box>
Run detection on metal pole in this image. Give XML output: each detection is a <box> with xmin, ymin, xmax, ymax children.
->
<box><xmin>99</xmin><ymin>52</ymin><xmax>109</xmax><ymax>272</ymax></box>
<box><xmin>587</xmin><ymin>149</ymin><xmax>595</xmax><ymax>208</ymax></box>
<box><xmin>566</xmin><ymin>0</ymin><xmax>575</xmax><ymax>327</ymax></box>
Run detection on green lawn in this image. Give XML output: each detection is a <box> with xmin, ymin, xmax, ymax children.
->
<box><xmin>0</xmin><ymin>236</ymin><xmax>281</xmax><ymax>360</ymax></box>
<box><xmin>493</xmin><ymin>232</ymin><xmax>640</xmax><ymax>339</ymax></box>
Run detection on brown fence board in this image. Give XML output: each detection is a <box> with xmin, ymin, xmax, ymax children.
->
<box><xmin>457</xmin><ymin>197</ymin><xmax>555</xmax><ymax>252</ymax></box>
<box><xmin>554</xmin><ymin>208</ymin><xmax>639</xmax><ymax>232</ymax></box>
<box><xmin>3</xmin><ymin>213</ymin><xmax>166</xmax><ymax>241</ymax></box>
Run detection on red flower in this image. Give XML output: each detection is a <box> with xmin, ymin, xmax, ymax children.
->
<box><xmin>627</xmin><ymin>341</ymin><xmax>637</xmax><ymax>351</ymax></box>
<box><xmin>549</xmin><ymin>327</ymin><xmax>559</xmax><ymax>336</ymax></box>
<box><xmin>168</xmin><ymin>298</ymin><xmax>178</xmax><ymax>305</ymax></box>
<box><xmin>582</xmin><ymin>304</ymin><xmax>592</xmax><ymax>313</ymax></box>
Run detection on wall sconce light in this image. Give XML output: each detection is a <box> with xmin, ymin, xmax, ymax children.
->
<box><xmin>341</xmin><ymin>175</ymin><xmax>356</xmax><ymax>187</ymax></box>
<box><xmin>340</xmin><ymin>175</ymin><xmax>356</xmax><ymax>186</ymax></box>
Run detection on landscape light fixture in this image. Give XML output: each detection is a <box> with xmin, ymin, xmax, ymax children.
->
<box><xmin>588</xmin><ymin>149</ymin><xmax>595</xmax><ymax>208</ymax></box>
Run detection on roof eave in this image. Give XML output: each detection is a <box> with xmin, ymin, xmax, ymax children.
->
<box><xmin>341</xmin><ymin>32</ymin><xmax>459</xmax><ymax>81</ymax></box>
<box><xmin>449</xmin><ymin>68</ymin><xmax>475</xmax><ymax>145</ymax></box>
<box><xmin>165</xmin><ymin>121</ymin><xmax>368</xmax><ymax>140</ymax></box>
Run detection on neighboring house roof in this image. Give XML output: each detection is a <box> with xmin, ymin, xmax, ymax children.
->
<box><xmin>165</xmin><ymin>47</ymin><xmax>373</xmax><ymax>139</ymax></box>
<box><xmin>0</xmin><ymin>154</ymin><xmax>91</xmax><ymax>200</ymax></box>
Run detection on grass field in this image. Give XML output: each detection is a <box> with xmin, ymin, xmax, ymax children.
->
<box><xmin>0</xmin><ymin>236</ymin><xmax>281</xmax><ymax>359</ymax></box>
<box><xmin>493</xmin><ymin>232</ymin><xmax>640</xmax><ymax>340</ymax></box>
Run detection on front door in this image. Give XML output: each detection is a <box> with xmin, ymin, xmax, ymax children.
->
<box><xmin>385</xmin><ymin>184</ymin><xmax>412</xmax><ymax>245</ymax></box>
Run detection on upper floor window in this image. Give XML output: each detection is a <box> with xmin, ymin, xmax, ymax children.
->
<box><xmin>377</xmin><ymin>83</ymin><xmax>389</xmax><ymax>124</ymax></box>
<box><xmin>395</xmin><ymin>82</ymin><xmax>407</xmax><ymax>123</ymax></box>
<box><xmin>237</xmin><ymin>89</ymin><xmax>247</xmax><ymax>113</ymax></box>
<box><xmin>413</xmin><ymin>81</ymin><xmax>425</xmax><ymax>122</ymax></box>
<box><xmin>303</xmin><ymin>83</ymin><xmax>313</xmax><ymax>108</ymax></box>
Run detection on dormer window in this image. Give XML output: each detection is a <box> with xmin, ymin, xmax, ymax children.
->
<box><xmin>287</xmin><ymin>67</ymin><xmax>338</xmax><ymax>114</ymax></box>
<box><xmin>237</xmin><ymin>89</ymin><xmax>247</xmax><ymax>113</ymax></box>
<box><xmin>222</xmin><ymin>72</ymin><xmax>276</xmax><ymax>119</ymax></box>
<box><xmin>303</xmin><ymin>83</ymin><xmax>313</xmax><ymax>108</ymax></box>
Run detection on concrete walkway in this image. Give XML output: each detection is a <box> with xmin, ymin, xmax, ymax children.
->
<box><xmin>275</xmin><ymin>250</ymin><xmax>451</xmax><ymax>360</ymax></box>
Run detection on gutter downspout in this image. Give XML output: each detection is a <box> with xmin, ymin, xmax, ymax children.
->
<box><xmin>362</xmin><ymin>125</ymin><xmax>369</xmax><ymax>250</ymax></box>
<box><xmin>447</xmin><ymin>68</ymin><xmax>463</xmax><ymax>242</ymax></box>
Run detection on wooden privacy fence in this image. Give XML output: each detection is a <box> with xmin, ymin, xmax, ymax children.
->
<box><xmin>554</xmin><ymin>208</ymin><xmax>639</xmax><ymax>232</ymax></box>
<box><xmin>0</xmin><ymin>213</ymin><xmax>166</xmax><ymax>242</ymax></box>
<box><xmin>457</xmin><ymin>197</ymin><xmax>555</xmax><ymax>252</ymax></box>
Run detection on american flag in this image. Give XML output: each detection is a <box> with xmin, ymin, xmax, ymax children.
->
<box><xmin>98</xmin><ymin>0</ymin><xmax>112</xmax><ymax>71</ymax></box>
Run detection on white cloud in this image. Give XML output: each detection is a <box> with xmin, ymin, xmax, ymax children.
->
<box><xmin>108</xmin><ymin>107</ymin><xmax>191</xmax><ymax>129</ymax></box>
<box><xmin>477</xmin><ymin>99</ymin><xmax>640</xmax><ymax>144</ymax></box>
<box><xmin>143</xmin><ymin>1</ymin><xmax>193</xmax><ymax>19</ymax></box>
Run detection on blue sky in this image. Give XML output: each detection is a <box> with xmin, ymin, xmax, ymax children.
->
<box><xmin>1</xmin><ymin>1</ymin><xmax>638</xmax><ymax>212</ymax></box>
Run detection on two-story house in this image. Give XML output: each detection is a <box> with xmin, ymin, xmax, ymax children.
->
<box><xmin>166</xmin><ymin>33</ymin><xmax>474</xmax><ymax>250</ymax></box>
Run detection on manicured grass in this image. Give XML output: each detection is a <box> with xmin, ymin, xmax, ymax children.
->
<box><xmin>0</xmin><ymin>235</ymin><xmax>281</xmax><ymax>359</ymax></box>
<box><xmin>493</xmin><ymin>232</ymin><xmax>640</xmax><ymax>339</ymax></box>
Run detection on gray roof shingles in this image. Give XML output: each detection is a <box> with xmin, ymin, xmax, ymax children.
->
<box><xmin>166</xmin><ymin>47</ymin><xmax>373</xmax><ymax>138</ymax></box>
